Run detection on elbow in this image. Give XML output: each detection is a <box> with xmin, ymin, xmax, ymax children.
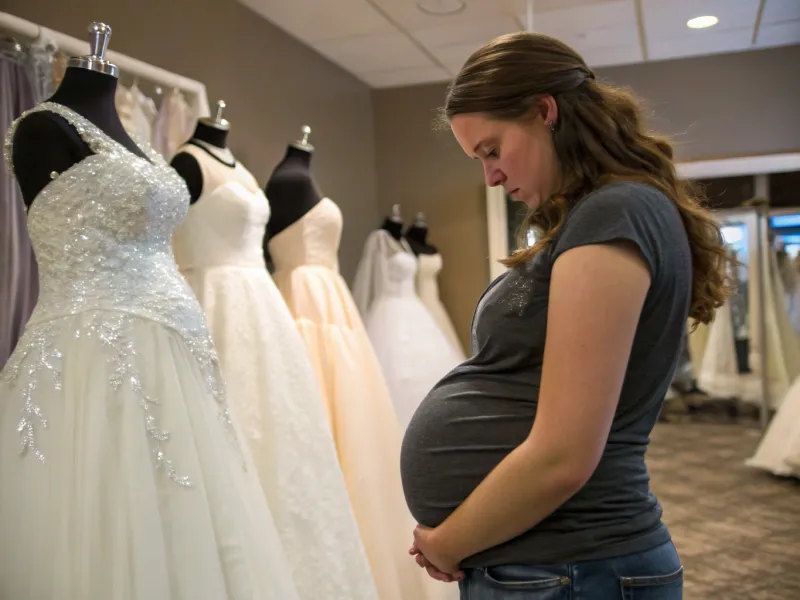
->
<box><xmin>526</xmin><ymin>441</ymin><xmax>599</xmax><ymax>496</ymax></box>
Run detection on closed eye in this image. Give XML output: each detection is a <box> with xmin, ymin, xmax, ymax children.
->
<box><xmin>486</xmin><ymin>149</ymin><xmax>498</xmax><ymax>159</ymax></box>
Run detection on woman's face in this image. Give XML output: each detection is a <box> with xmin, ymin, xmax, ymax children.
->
<box><xmin>450</xmin><ymin>101</ymin><xmax>558</xmax><ymax>210</ymax></box>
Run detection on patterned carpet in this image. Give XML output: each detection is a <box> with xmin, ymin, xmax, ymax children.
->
<box><xmin>649</xmin><ymin>418</ymin><xmax>800</xmax><ymax>599</ymax></box>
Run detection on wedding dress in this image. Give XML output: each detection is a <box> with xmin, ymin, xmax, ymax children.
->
<box><xmin>416</xmin><ymin>253</ymin><xmax>466</xmax><ymax>360</ymax></box>
<box><xmin>172</xmin><ymin>142</ymin><xmax>378</xmax><ymax>600</ymax></box>
<box><xmin>269</xmin><ymin>198</ymin><xmax>448</xmax><ymax>600</ymax></box>
<box><xmin>0</xmin><ymin>102</ymin><xmax>300</xmax><ymax>600</ymax></box>
<box><xmin>354</xmin><ymin>230</ymin><xmax>463</xmax><ymax>430</ymax></box>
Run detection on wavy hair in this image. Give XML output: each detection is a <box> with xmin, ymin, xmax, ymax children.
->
<box><xmin>442</xmin><ymin>32</ymin><xmax>732</xmax><ymax>326</ymax></box>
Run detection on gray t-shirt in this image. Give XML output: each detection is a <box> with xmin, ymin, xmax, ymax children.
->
<box><xmin>400</xmin><ymin>181</ymin><xmax>692</xmax><ymax>567</ymax></box>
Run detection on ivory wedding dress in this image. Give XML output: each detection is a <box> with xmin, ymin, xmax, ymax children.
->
<box><xmin>354</xmin><ymin>230</ymin><xmax>464</xmax><ymax>430</ymax></box>
<box><xmin>0</xmin><ymin>102</ymin><xmax>300</xmax><ymax>600</ymax></box>
<box><xmin>269</xmin><ymin>198</ymin><xmax>449</xmax><ymax>600</ymax></box>
<box><xmin>416</xmin><ymin>253</ymin><xmax>466</xmax><ymax>360</ymax></box>
<box><xmin>172</xmin><ymin>142</ymin><xmax>378</xmax><ymax>600</ymax></box>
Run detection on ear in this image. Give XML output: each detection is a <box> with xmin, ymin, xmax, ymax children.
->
<box><xmin>539</xmin><ymin>95</ymin><xmax>559</xmax><ymax>125</ymax></box>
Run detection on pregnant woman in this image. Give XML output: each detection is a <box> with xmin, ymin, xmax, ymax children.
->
<box><xmin>401</xmin><ymin>32</ymin><xmax>731</xmax><ymax>600</ymax></box>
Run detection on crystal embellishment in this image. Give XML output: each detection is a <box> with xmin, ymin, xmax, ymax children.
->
<box><xmin>1</xmin><ymin>102</ymin><xmax>239</xmax><ymax>487</ymax></box>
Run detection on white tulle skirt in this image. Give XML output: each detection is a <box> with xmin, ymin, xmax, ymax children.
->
<box><xmin>0</xmin><ymin>311</ymin><xmax>299</xmax><ymax>600</ymax></box>
<box><xmin>365</xmin><ymin>293</ymin><xmax>463</xmax><ymax>430</ymax></box>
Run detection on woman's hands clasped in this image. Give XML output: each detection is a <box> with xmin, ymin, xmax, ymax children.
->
<box><xmin>410</xmin><ymin>524</ymin><xmax>465</xmax><ymax>584</ymax></box>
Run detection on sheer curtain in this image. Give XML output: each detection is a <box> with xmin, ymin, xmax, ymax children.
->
<box><xmin>0</xmin><ymin>52</ymin><xmax>39</xmax><ymax>367</ymax></box>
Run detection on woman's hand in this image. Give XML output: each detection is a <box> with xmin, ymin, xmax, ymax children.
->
<box><xmin>410</xmin><ymin>524</ymin><xmax>465</xmax><ymax>583</ymax></box>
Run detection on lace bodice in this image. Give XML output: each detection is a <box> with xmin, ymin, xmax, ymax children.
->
<box><xmin>172</xmin><ymin>144</ymin><xmax>270</xmax><ymax>270</ymax></box>
<box><xmin>268</xmin><ymin>198</ymin><xmax>342</xmax><ymax>272</ymax></box>
<box><xmin>385</xmin><ymin>251</ymin><xmax>418</xmax><ymax>298</ymax></box>
<box><xmin>2</xmin><ymin>102</ymin><xmax>232</xmax><ymax>486</ymax></box>
<box><xmin>416</xmin><ymin>253</ymin><xmax>443</xmax><ymax>305</ymax></box>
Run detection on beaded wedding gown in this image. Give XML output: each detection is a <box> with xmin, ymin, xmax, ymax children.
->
<box><xmin>0</xmin><ymin>102</ymin><xmax>300</xmax><ymax>600</ymax></box>
<box><xmin>172</xmin><ymin>143</ymin><xmax>378</xmax><ymax>600</ymax></box>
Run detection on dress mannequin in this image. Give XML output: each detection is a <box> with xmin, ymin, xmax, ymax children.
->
<box><xmin>264</xmin><ymin>126</ymin><xmax>322</xmax><ymax>241</ymax></box>
<box><xmin>10</xmin><ymin>24</ymin><xmax>149</xmax><ymax>207</ymax></box>
<box><xmin>381</xmin><ymin>204</ymin><xmax>404</xmax><ymax>241</ymax></box>
<box><xmin>170</xmin><ymin>100</ymin><xmax>233</xmax><ymax>203</ymax></box>
<box><xmin>405</xmin><ymin>212</ymin><xmax>437</xmax><ymax>255</ymax></box>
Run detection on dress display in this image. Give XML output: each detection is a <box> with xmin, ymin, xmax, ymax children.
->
<box><xmin>747</xmin><ymin>374</ymin><xmax>800</xmax><ymax>477</ymax></box>
<box><xmin>0</xmin><ymin>102</ymin><xmax>300</xmax><ymax>599</ymax></box>
<box><xmin>115</xmin><ymin>82</ymin><xmax>157</xmax><ymax>145</ymax></box>
<box><xmin>171</xmin><ymin>143</ymin><xmax>378</xmax><ymax>600</ymax></box>
<box><xmin>153</xmin><ymin>87</ymin><xmax>196</xmax><ymax>160</ymax></box>
<box><xmin>416</xmin><ymin>253</ymin><xmax>466</xmax><ymax>360</ymax></box>
<box><xmin>269</xmin><ymin>198</ymin><xmax>443</xmax><ymax>600</ymax></box>
<box><xmin>353</xmin><ymin>230</ymin><xmax>463</xmax><ymax>430</ymax></box>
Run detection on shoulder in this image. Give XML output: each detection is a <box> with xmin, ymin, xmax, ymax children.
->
<box><xmin>553</xmin><ymin>181</ymin><xmax>682</xmax><ymax>276</ymax></box>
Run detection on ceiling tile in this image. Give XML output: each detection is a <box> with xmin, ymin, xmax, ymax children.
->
<box><xmin>313</xmin><ymin>32</ymin><xmax>435</xmax><ymax>73</ymax></box>
<box><xmin>371</xmin><ymin>0</ymin><xmax>508</xmax><ymax>29</ymax></box>
<box><xmin>412</xmin><ymin>17</ymin><xmax>519</xmax><ymax>48</ymax></box>
<box><xmin>238</xmin><ymin>0</ymin><xmax>394</xmax><ymax>43</ymax></box>
<box><xmin>755</xmin><ymin>20</ymin><xmax>800</xmax><ymax>47</ymax></box>
<box><xmin>360</xmin><ymin>65</ymin><xmax>452</xmax><ymax>88</ymax></box>
<box><xmin>508</xmin><ymin>0</ymin><xmax>621</xmax><ymax>12</ymax></box>
<box><xmin>647</xmin><ymin>26</ymin><xmax>754</xmax><ymax>61</ymax></box>
<box><xmin>518</xmin><ymin>0</ymin><xmax>637</xmax><ymax>37</ymax></box>
<box><xmin>761</xmin><ymin>0</ymin><xmax>800</xmax><ymax>24</ymax></box>
<box><xmin>641</xmin><ymin>0</ymin><xmax>760</xmax><ymax>41</ymax></box>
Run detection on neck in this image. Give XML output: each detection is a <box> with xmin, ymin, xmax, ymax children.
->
<box><xmin>281</xmin><ymin>145</ymin><xmax>313</xmax><ymax>168</ymax></box>
<box><xmin>406</xmin><ymin>224</ymin><xmax>428</xmax><ymax>245</ymax></box>
<box><xmin>191</xmin><ymin>121</ymin><xmax>229</xmax><ymax>148</ymax></box>
<box><xmin>382</xmin><ymin>218</ymin><xmax>404</xmax><ymax>241</ymax></box>
<box><xmin>48</xmin><ymin>66</ymin><xmax>118</xmax><ymax>114</ymax></box>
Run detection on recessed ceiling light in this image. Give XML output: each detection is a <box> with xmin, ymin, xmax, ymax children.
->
<box><xmin>416</xmin><ymin>0</ymin><xmax>466</xmax><ymax>16</ymax></box>
<box><xmin>687</xmin><ymin>15</ymin><xmax>719</xmax><ymax>29</ymax></box>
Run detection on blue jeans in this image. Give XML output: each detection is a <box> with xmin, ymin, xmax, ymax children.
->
<box><xmin>459</xmin><ymin>541</ymin><xmax>683</xmax><ymax>599</ymax></box>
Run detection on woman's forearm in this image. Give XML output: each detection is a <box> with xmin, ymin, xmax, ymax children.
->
<box><xmin>433</xmin><ymin>439</ymin><xmax>586</xmax><ymax>563</ymax></box>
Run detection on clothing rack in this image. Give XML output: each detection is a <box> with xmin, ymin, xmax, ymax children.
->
<box><xmin>0</xmin><ymin>11</ymin><xmax>210</xmax><ymax>117</ymax></box>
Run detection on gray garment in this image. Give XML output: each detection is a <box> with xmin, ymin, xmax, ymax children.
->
<box><xmin>401</xmin><ymin>182</ymin><xmax>692</xmax><ymax>567</ymax></box>
<box><xmin>1</xmin><ymin>56</ymin><xmax>39</xmax><ymax>367</ymax></box>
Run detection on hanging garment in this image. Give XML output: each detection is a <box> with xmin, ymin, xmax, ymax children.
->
<box><xmin>153</xmin><ymin>88</ymin><xmax>195</xmax><ymax>159</ymax></box>
<box><xmin>172</xmin><ymin>143</ymin><xmax>378</xmax><ymax>600</ymax></box>
<box><xmin>0</xmin><ymin>102</ymin><xmax>301</xmax><ymax>600</ymax></box>
<box><xmin>269</xmin><ymin>199</ymin><xmax>447</xmax><ymax>600</ymax></box>
<box><xmin>747</xmin><ymin>374</ymin><xmax>800</xmax><ymax>478</ymax></box>
<box><xmin>354</xmin><ymin>230</ymin><xmax>463</xmax><ymax>429</ymax></box>
<box><xmin>0</xmin><ymin>55</ymin><xmax>39</xmax><ymax>367</ymax></box>
<box><xmin>116</xmin><ymin>83</ymin><xmax>157</xmax><ymax>145</ymax></box>
<box><xmin>416</xmin><ymin>253</ymin><xmax>466</xmax><ymax>360</ymax></box>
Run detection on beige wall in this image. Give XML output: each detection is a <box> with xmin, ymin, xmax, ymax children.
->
<box><xmin>373</xmin><ymin>44</ymin><xmax>800</xmax><ymax>347</ymax></box>
<box><xmin>3</xmin><ymin>0</ymin><xmax>378</xmax><ymax>281</ymax></box>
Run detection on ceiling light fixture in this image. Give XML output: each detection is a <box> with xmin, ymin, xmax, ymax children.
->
<box><xmin>686</xmin><ymin>15</ymin><xmax>719</xmax><ymax>29</ymax></box>
<box><xmin>416</xmin><ymin>0</ymin><xmax>466</xmax><ymax>16</ymax></box>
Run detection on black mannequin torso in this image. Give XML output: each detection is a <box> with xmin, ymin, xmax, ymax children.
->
<box><xmin>405</xmin><ymin>225</ymin><xmax>438</xmax><ymax>255</ymax></box>
<box><xmin>381</xmin><ymin>218</ymin><xmax>404</xmax><ymax>241</ymax></box>
<box><xmin>11</xmin><ymin>67</ymin><xmax>151</xmax><ymax>207</ymax></box>
<box><xmin>264</xmin><ymin>146</ymin><xmax>322</xmax><ymax>240</ymax></box>
<box><xmin>170</xmin><ymin>121</ymin><xmax>232</xmax><ymax>203</ymax></box>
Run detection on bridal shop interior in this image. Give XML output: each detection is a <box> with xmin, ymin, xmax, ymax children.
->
<box><xmin>2</xmin><ymin>0</ymin><xmax>800</xmax><ymax>598</ymax></box>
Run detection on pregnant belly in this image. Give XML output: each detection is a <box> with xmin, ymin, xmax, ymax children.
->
<box><xmin>400</xmin><ymin>379</ymin><xmax>536</xmax><ymax>527</ymax></box>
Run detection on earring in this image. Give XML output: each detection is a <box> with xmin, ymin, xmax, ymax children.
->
<box><xmin>548</xmin><ymin>120</ymin><xmax>556</xmax><ymax>133</ymax></box>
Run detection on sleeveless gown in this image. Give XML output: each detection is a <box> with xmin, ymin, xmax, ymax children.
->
<box><xmin>416</xmin><ymin>253</ymin><xmax>466</xmax><ymax>360</ymax></box>
<box><xmin>0</xmin><ymin>102</ymin><xmax>300</xmax><ymax>600</ymax></box>
<box><xmin>171</xmin><ymin>143</ymin><xmax>378</xmax><ymax>600</ymax></box>
<box><xmin>269</xmin><ymin>198</ymin><xmax>449</xmax><ymax>600</ymax></box>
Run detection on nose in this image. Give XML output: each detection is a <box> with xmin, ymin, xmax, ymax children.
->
<box><xmin>484</xmin><ymin>164</ymin><xmax>505</xmax><ymax>187</ymax></box>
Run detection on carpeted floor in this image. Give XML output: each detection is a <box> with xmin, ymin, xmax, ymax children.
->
<box><xmin>649</xmin><ymin>419</ymin><xmax>800</xmax><ymax>599</ymax></box>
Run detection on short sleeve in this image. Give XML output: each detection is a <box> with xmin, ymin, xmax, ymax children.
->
<box><xmin>551</xmin><ymin>182</ymin><xmax>673</xmax><ymax>276</ymax></box>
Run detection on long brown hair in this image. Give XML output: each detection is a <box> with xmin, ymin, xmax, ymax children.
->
<box><xmin>443</xmin><ymin>32</ymin><xmax>731</xmax><ymax>326</ymax></box>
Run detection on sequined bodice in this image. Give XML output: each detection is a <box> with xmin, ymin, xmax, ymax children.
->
<box><xmin>4</xmin><ymin>103</ymin><xmax>203</xmax><ymax>337</ymax></box>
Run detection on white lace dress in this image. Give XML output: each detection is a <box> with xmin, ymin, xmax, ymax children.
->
<box><xmin>354</xmin><ymin>230</ymin><xmax>464</xmax><ymax>430</ymax></box>
<box><xmin>0</xmin><ymin>102</ymin><xmax>300</xmax><ymax>600</ymax></box>
<box><xmin>172</xmin><ymin>143</ymin><xmax>378</xmax><ymax>600</ymax></box>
